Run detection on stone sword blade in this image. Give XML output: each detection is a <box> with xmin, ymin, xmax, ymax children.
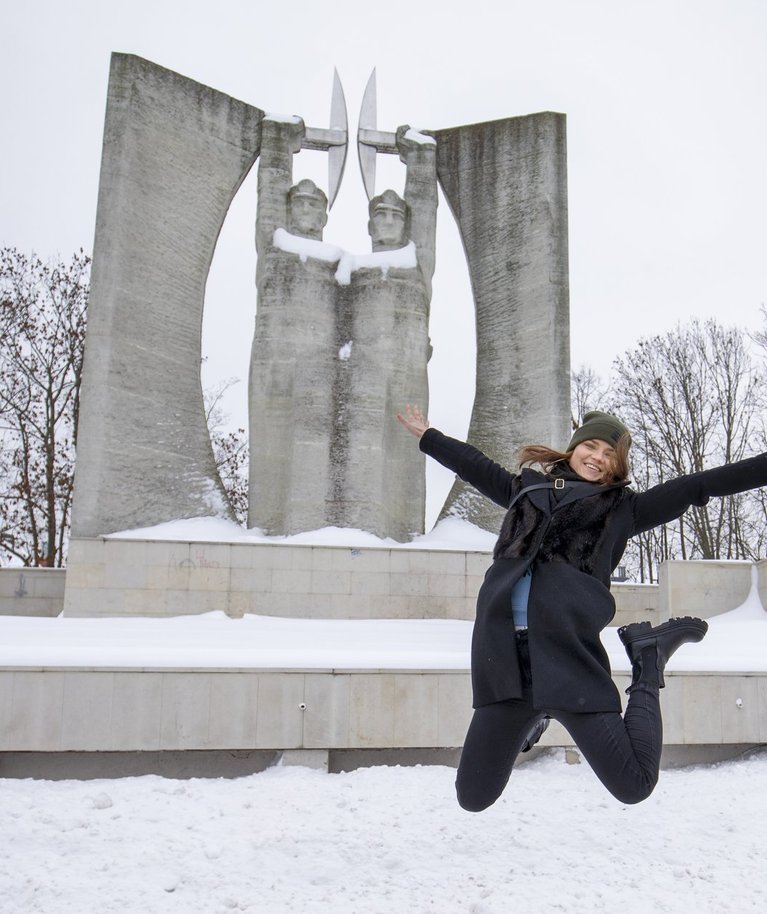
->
<box><xmin>357</xmin><ymin>68</ymin><xmax>399</xmax><ymax>201</ymax></box>
<box><xmin>358</xmin><ymin>68</ymin><xmax>378</xmax><ymax>201</ymax></box>
<box><xmin>327</xmin><ymin>68</ymin><xmax>348</xmax><ymax>209</ymax></box>
<box><xmin>301</xmin><ymin>69</ymin><xmax>349</xmax><ymax>210</ymax></box>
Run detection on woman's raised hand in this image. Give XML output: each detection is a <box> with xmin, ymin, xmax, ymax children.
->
<box><xmin>396</xmin><ymin>404</ymin><xmax>429</xmax><ymax>439</ymax></box>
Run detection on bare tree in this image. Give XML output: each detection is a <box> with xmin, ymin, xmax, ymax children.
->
<box><xmin>0</xmin><ymin>252</ymin><xmax>252</xmax><ymax>565</ymax></box>
<box><xmin>748</xmin><ymin>303</ymin><xmax>767</xmax><ymax>354</ymax></box>
<box><xmin>0</xmin><ymin>248</ymin><xmax>89</xmax><ymax>566</ymax></box>
<box><xmin>571</xmin><ymin>364</ymin><xmax>609</xmax><ymax>429</ymax></box>
<box><xmin>204</xmin><ymin>374</ymin><xmax>249</xmax><ymax>525</ymax></box>
<box><xmin>608</xmin><ymin>318</ymin><xmax>766</xmax><ymax>581</ymax></box>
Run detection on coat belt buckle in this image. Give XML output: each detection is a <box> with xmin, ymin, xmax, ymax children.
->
<box><xmin>554</xmin><ymin>478</ymin><xmax>565</xmax><ymax>489</ymax></box>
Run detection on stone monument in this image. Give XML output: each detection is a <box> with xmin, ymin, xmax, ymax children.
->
<box><xmin>71</xmin><ymin>54</ymin><xmax>262</xmax><ymax>538</ymax></box>
<box><xmin>247</xmin><ymin>113</ymin><xmax>437</xmax><ymax>540</ymax></box>
<box><xmin>433</xmin><ymin>112</ymin><xmax>571</xmax><ymax>533</ymax></box>
<box><xmin>70</xmin><ymin>54</ymin><xmax>570</xmax><ymax>544</ymax></box>
<box><xmin>338</xmin><ymin>126</ymin><xmax>437</xmax><ymax>541</ymax></box>
<box><xmin>248</xmin><ymin>116</ymin><xmax>339</xmax><ymax>536</ymax></box>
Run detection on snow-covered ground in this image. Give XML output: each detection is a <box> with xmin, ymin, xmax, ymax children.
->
<box><xmin>1</xmin><ymin>751</ymin><xmax>766</xmax><ymax>914</ymax></box>
<box><xmin>2</xmin><ymin>518</ymin><xmax>766</xmax><ymax>910</ymax></box>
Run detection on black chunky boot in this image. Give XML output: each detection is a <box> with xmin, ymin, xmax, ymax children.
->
<box><xmin>618</xmin><ymin>616</ymin><xmax>709</xmax><ymax>690</ymax></box>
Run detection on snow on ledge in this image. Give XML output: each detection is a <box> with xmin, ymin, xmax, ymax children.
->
<box><xmin>0</xmin><ymin>612</ymin><xmax>473</xmax><ymax>671</ymax></box>
<box><xmin>104</xmin><ymin>516</ymin><xmax>497</xmax><ymax>552</ymax></box>
<box><xmin>1</xmin><ymin>608</ymin><xmax>765</xmax><ymax>672</ymax></box>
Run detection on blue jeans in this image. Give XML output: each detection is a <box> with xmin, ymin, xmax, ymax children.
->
<box><xmin>455</xmin><ymin>631</ymin><xmax>661</xmax><ymax>810</ymax></box>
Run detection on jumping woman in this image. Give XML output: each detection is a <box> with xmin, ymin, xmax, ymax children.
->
<box><xmin>397</xmin><ymin>404</ymin><xmax>767</xmax><ymax>810</ymax></box>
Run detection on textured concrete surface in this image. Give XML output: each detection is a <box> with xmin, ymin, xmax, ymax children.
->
<box><xmin>0</xmin><ymin>568</ymin><xmax>65</xmax><ymax>617</ymax></box>
<box><xmin>248</xmin><ymin>248</ymin><xmax>339</xmax><ymax>534</ymax></box>
<box><xmin>62</xmin><ymin>537</ymin><xmax>487</xmax><ymax>619</ymax></box>
<box><xmin>71</xmin><ymin>54</ymin><xmax>263</xmax><ymax>537</ymax></box>
<box><xmin>249</xmin><ymin>119</ymin><xmax>338</xmax><ymax>535</ymax></box>
<box><xmin>0</xmin><ymin>750</ymin><xmax>281</xmax><ymax>780</ymax></box>
<box><xmin>22</xmin><ymin>539</ymin><xmax>760</xmax><ymax>624</ymax></box>
<box><xmin>72</xmin><ymin>54</ymin><xmax>565</xmax><ymax>543</ymax></box>
<box><xmin>337</xmin><ymin>130</ymin><xmax>437</xmax><ymax>540</ymax></box>
<box><xmin>659</xmin><ymin>559</ymin><xmax>754</xmax><ymax>619</ymax></box>
<box><xmin>434</xmin><ymin>113</ymin><xmax>571</xmax><ymax>532</ymax></box>
<box><xmin>61</xmin><ymin>536</ymin><xmax>667</xmax><ymax>622</ymax></box>
<box><xmin>249</xmin><ymin>122</ymin><xmax>436</xmax><ymax>540</ymax></box>
<box><xmin>0</xmin><ymin>667</ymin><xmax>763</xmax><ymax>762</ymax></box>
<box><xmin>340</xmin><ymin>262</ymin><xmax>431</xmax><ymax>540</ymax></box>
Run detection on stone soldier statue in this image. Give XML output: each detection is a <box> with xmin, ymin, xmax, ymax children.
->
<box><xmin>249</xmin><ymin>115</ymin><xmax>437</xmax><ymax>541</ymax></box>
<box><xmin>337</xmin><ymin>125</ymin><xmax>437</xmax><ymax>540</ymax></box>
<box><xmin>248</xmin><ymin>115</ymin><xmax>339</xmax><ymax>535</ymax></box>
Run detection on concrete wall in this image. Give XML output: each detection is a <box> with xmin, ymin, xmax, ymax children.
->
<box><xmin>0</xmin><ymin>568</ymin><xmax>65</xmax><ymax>617</ymax></box>
<box><xmin>63</xmin><ymin>536</ymin><xmax>660</xmax><ymax>623</ymax></box>
<box><xmin>612</xmin><ymin>583</ymin><xmax>661</xmax><ymax>625</ymax></box>
<box><xmin>71</xmin><ymin>54</ymin><xmax>263</xmax><ymax>538</ymax></box>
<box><xmin>659</xmin><ymin>560</ymin><xmax>754</xmax><ymax>620</ymax></box>
<box><xmin>9</xmin><ymin>547</ymin><xmax>752</xmax><ymax>624</ymax></box>
<box><xmin>13</xmin><ymin>546</ymin><xmax>758</xmax><ymax>623</ymax></box>
<box><xmin>756</xmin><ymin>559</ymin><xmax>767</xmax><ymax>609</ymax></box>
<box><xmin>7</xmin><ymin>554</ymin><xmax>763</xmax><ymax>775</ymax></box>
<box><xmin>1</xmin><ymin>667</ymin><xmax>764</xmax><ymax>757</ymax></box>
<box><xmin>0</xmin><ymin>669</ymin><xmax>472</xmax><ymax>753</ymax></box>
<box><xmin>62</xmin><ymin>537</ymin><xmax>489</xmax><ymax>619</ymax></box>
<box><xmin>434</xmin><ymin>113</ymin><xmax>571</xmax><ymax>531</ymax></box>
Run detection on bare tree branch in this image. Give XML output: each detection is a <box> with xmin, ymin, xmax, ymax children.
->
<box><xmin>0</xmin><ymin>248</ymin><xmax>89</xmax><ymax>566</ymax></box>
<box><xmin>605</xmin><ymin>318</ymin><xmax>767</xmax><ymax>580</ymax></box>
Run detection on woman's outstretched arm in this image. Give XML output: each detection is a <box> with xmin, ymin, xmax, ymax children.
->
<box><xmin>631</xmin><ymin>451</ymin><xmax>767</xmax><ymax>535</ymax></box>
<box><xmin>397</xmin><ymin>404</ymin><xmax>517</xmax><ymax>508</ymax></box>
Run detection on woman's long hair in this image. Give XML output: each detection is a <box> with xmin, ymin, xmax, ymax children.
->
<box><xmin>517</xmin><ymin>433</ymin><xmax>632</xmax><ymax>484</ymax></box>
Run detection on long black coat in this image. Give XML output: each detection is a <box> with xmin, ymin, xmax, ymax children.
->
<box><xmin>420</xmin><ymin>428</ymin><xmax>767</xmax><ymax>713</ymax></box>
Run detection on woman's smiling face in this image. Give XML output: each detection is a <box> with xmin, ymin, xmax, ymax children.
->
<box><xmin>569</xmin><ymin>439</ymin><xmax>616</xmax><ymax>483</ymax></box>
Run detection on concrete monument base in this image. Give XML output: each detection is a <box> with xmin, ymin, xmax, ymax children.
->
<box><xmin>0</xmin><ymin>665</ymin><xmax>764</xmax><ymax>779</ymax></box>
<box><xmin>1</xmin><ymin>555</ymin><xmax>764</xmax><ymax>779</ymax></box>
<box><xmin>8</xmin><ymin>551</ymin><xmax>763</xmax><ymax>625</ymax></box>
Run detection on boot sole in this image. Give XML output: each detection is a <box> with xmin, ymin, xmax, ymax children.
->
<box><xmin>618</xmin><ymin>616</ymin><xmax>708</xmax><ymax>649</ymax></box>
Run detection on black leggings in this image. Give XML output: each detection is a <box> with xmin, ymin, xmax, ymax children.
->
<box><xmin>456</xmin><ymin>633</ymin><xmax>662</xmax><ymax>810</ymax></box>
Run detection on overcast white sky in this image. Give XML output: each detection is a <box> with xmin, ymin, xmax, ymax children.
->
<box><xmin>2</xmin><ymin>0</ymin><xmax>766</xmax><ymax>448</ymax></box>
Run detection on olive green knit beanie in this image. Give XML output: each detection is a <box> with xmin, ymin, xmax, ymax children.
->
<box><xmin>567</xmin><ymin>410</ymin><xmax>631</xmax><ymax>451</ymax></box>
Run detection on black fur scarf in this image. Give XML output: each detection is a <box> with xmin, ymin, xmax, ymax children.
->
<box><xmin>493</xmin><ymin>471</ymin><xmax>628</xmax><ymax>576</ymax></box>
